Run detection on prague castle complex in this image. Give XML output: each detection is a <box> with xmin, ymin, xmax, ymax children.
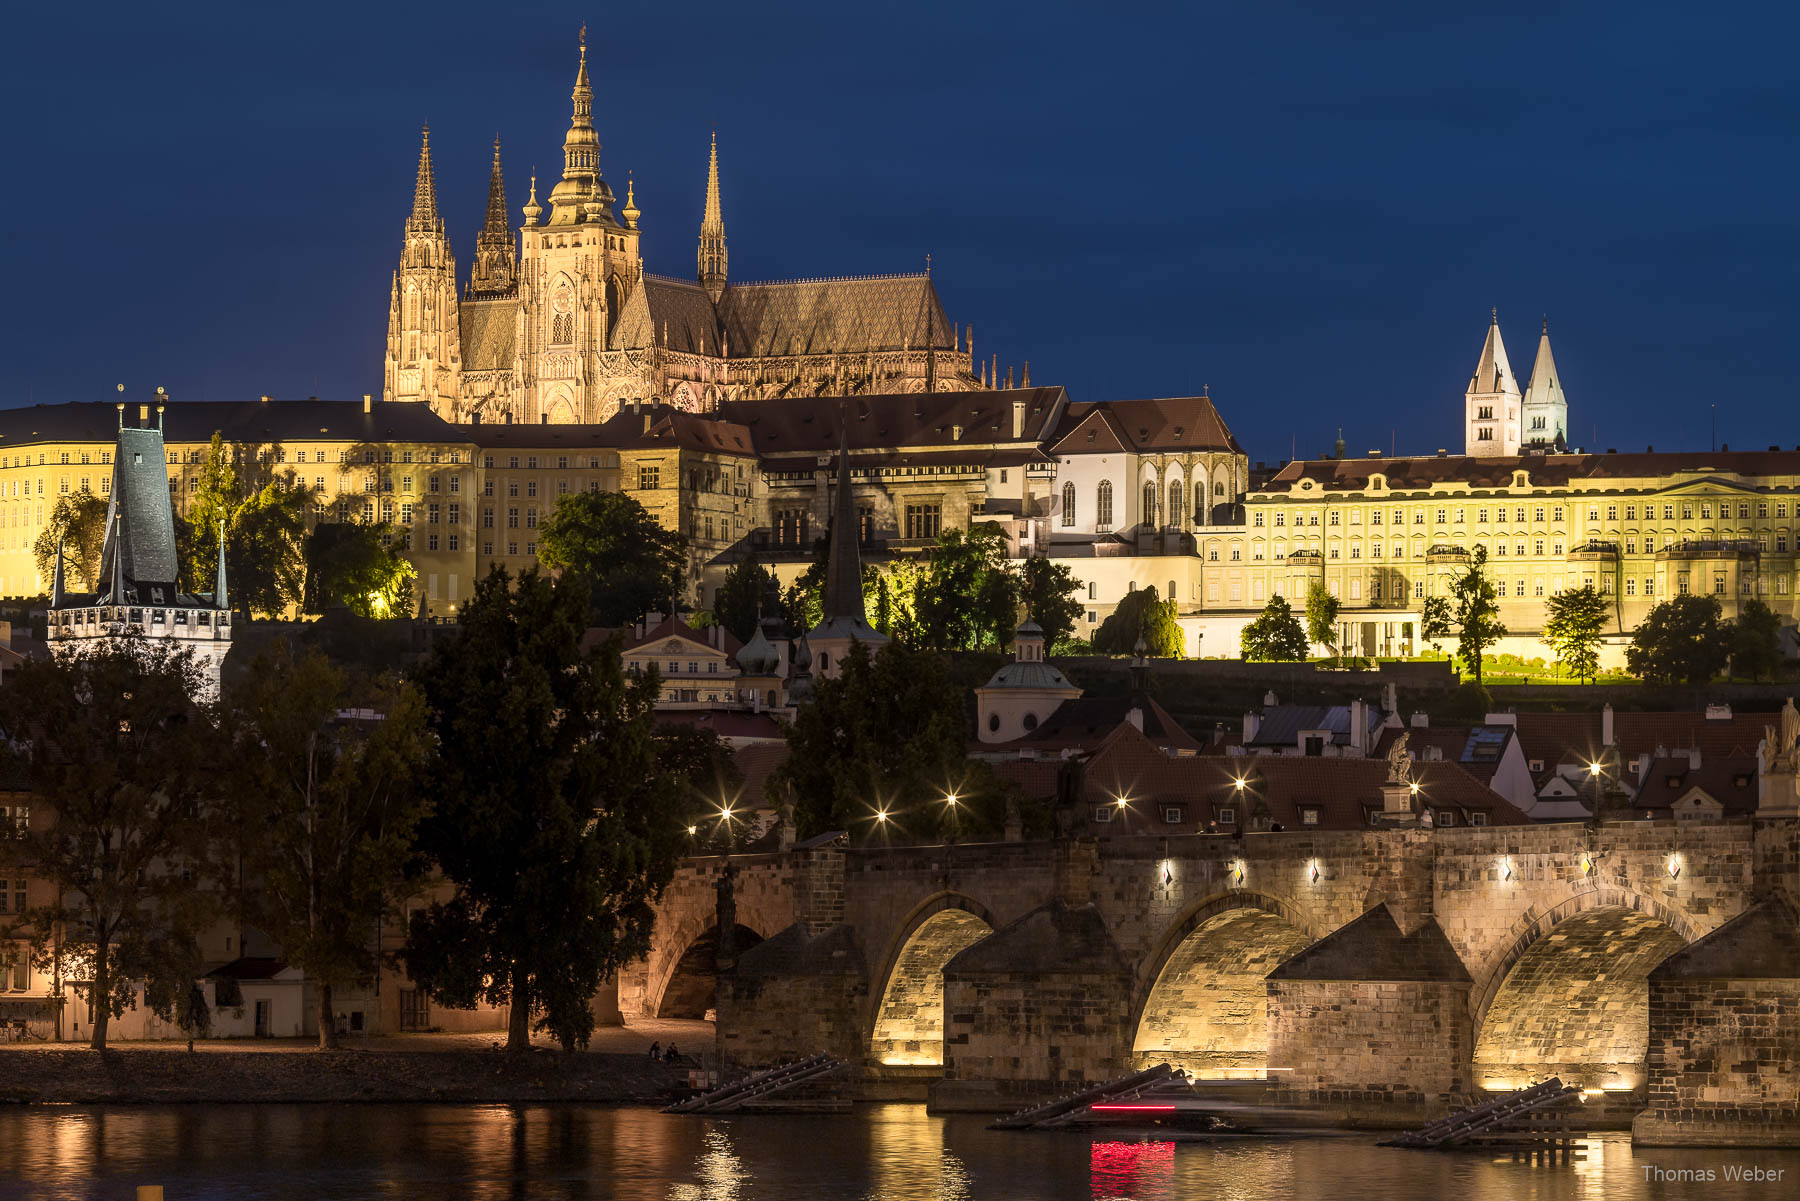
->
<box><xmin>0</xmin><ymin>31</ymin><xmax>1793</xmax><ymax>673</ymax></box>
<box><xmin>384</xmin><ymin>31</ymin><xmax>979</xmax><ymax>427</ymax></box>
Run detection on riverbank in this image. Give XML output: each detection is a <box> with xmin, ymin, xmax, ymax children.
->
<box><xmin>0</xmin><ymin>1047</ymin><xmax>695</xmax><ymax>1105</ymax></box>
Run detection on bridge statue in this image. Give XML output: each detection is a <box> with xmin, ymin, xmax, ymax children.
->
<box><xmin>1386</xmin><ymin>730</ymin><xmax>1413</xmax><ymax>784</ymax></box>
<box><xmin>1767</xmin><ymin>697</ymin><xmax>1800</xmax><ymax>774</ymax></box>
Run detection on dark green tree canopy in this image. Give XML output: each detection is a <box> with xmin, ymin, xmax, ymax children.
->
<box><xmin>912</xmin><ymin>524</ymin><xmax>1020</xmax><ymax>651</ymax></box>
<box><xmin>0</xmin><ymin>635</ymin><xmax>218</xmax><ymax>1050</ymax></box>
<box><xmin>402</xmin><ymin>567</ymin><xmax>687</xmax><ymax>1052</ymax></box>
<box><xmin>539</xmin><ymin>490</ymin><xmax>688</xmax><ymax>626</ymax></box>
<box><xmin>1240</xmin><ymin>593</ymin><xmax>1309</xmax><ymax>661</ymax></box>
<box><xmin>1627</xmin><ymin>593</ymin><xmax>1731</xmax><ymax>685</ymax></box>
<box><xmin>774</xmin><ymin>640</ymin><xmax>1011</xmax><ymax>842</ymax></box>
<box><xmin>712</xmin><ymin>555</ymin><xmax>786</xmax><ymax>643</ymax></box>
<box><xmin>1729</xmin><ymin>598</ymin><xmax>1785</xmax><ymax>682</ymax></box>
<box><xmin>1093</xmin><ymin>585</ymin><xmax>1183</xmax><ymax>657</ymax></box>
<box><xmin>1303</xmin><ymin>579</ymin><xmax>1338</xmax><ymax>654</ymax></box>
<box><xmin>303</xmin><ymin>521</ymin><xmax>417</xmax><ymax>617</ymax></box>
<box><xmin>1450</xmin><ymin>545</ymin><xmax>1507</xmax><ymax>683</ymax></box>
<box><xmin>1016</xmin><ymin>556</ymin><xmax>1084</xmax><ymax>651</ymax></box>
<box><xmin>222</xmin><ymin>645</ymin><xmax>430</xmax><ymax>1048</ymax></box>
<box><xmin>1541</xmin><ymin>584</ymin><xmax>1611</xmax><ymax>683</ymax></box>
<box><xmin>36</xmin><ymin>490</ymin><xmax>109</xmax><ymax>594</ymax></box>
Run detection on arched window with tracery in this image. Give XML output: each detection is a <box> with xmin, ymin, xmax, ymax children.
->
<box><xmin>1169</xmin><ymin>480</ymin><xmax>1184</xmax><ymax>529</ymax></box>
<box><xmin>1097</xmin><ymin>480</ymin><xmax>1114</xmax><ymax>530</ymax></box>
<box><xmin>1143</xmin><ymin>482</ymin><xmax>1158</xmax><ymax>527</ymax></box>
<box><xmin>1061</xmin><ymin>481</ymin><xmax>1076</xmax><ymax>527</ymax></box>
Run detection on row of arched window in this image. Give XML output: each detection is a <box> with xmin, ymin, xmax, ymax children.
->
<box><xmin>1060</xmin><ymin>477</ymin><xmax>1232</xmax><ymax>530</ymax></box>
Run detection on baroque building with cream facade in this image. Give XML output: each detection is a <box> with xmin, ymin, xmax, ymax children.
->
<box><xmin>384</xmin><ymin>32</ymin><xmax>982</xmax><ymax>427</ymax></box>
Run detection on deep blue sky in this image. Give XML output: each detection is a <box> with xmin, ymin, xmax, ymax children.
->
<box><xmin>3</xmin><ymin>1</ymin><xmax>1794</xmax><ymax>462</ymax></box>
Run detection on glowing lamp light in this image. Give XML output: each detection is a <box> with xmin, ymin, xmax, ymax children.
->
<box><xmin>1160</xmin><ymin>861</ymin><xmax>1173</xmax><ymax>888</ymax></box>
<box><xmin>1667</xmin><ymin>854</ymin><xmax>1682</xmax><ymax>880</ymax></box>
<box><xmin>1501</xmin><ymin>858</ymin><xmax>1514</xmax><ymax>882</ymax></box>
<box><xmin>1232</xmin><ymin>777</ymin><xmax>1246</xmax><ymax>791</ymax></box>
<box><xmin>875</xmin><ymin>809</ymin><xmax>889</xmax><ymax>824</ymax></box>
<box><xmin>686</xmin><ymin>825</ymin><xmax>697</xmax><ymax>836</ymax></box>
<box><xmin>1308</xmin><ymin>860</ymin><xmax>1320</xmax><ymax>883</ymax></box>
<box><xmin>1580</xmin><ymin>854</ymin><xmax>1594</xmax><ymax>876</ymax></box>
<box><xmin>945</xmin><ymin>793</ymin><xmax>959</xmax><ymax>808</ymax></box>
<box><xmin>1408</xmin><ymin>780</ymin><xmax>1420</xmax><ymax>796</ymax></box>
<box><xmin>1229</xmin><ymin>859</ymin><xmax>1246</xmax><ymax>886</ymax></box>
<box><xmin>1588</xmin><ymin>761</ymin><xmax>1602</xmax><ymax>777</ymax></box>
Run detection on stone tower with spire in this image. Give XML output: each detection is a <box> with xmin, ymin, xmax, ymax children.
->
<box><xmin>1521</xmin><ymin>317</ymin><xmax>1569</xmax><ymax>450</ymax></box>
<box><xmin>1463</xmin><ymin>310</ymin><xmax>1521</xmax><ymax>457</ymax></box>
<box><xmin>383</xmin><ymin>126</ymin><xmax>463</xmax><ymax>410</ymax></box>
<box><xmin>698</xmin><ymin>132</ymin><xmax>728</xmax><ymax>302</ymax></box>
<box><xmin>806</xmin><ymin>417</ymin><xmax>888</xmax><ymax>680</ymax></box>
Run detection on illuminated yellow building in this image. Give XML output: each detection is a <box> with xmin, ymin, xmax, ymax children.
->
<box><xmin>1186</xmin><ymin>449</ymin><xmax>1800</xmax><ymax>661</ymax></box>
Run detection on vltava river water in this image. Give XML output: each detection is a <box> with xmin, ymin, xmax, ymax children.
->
<box><xmin>1</xmin><ymin>1103</ymin><xmax>1793</xmax><ymax>1200</ymax></box>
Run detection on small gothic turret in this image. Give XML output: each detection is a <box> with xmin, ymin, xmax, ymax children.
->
<box><xmin>698</xmin><ymin>131</ymin><xmax>728</xmax><ymax>302</ymax></box>
<box><xmin>468</xmin><ymin>136</ymin><xmax>517</xmax><ymax>299</ymax></box>
<box><xmin>547</xmin><ymin>26</ymin><xmax>615</xmax><ymax>224</ymax></box>
<box><xmin>384</xmin><ymin>124</ymin><xmax>462</xmax><ymax>410</ymax></box>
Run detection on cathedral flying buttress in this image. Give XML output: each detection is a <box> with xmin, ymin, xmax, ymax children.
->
<box><xmin>383</xmin><ymin>30</ymin><xmax>984</xmax><ymax>426</ymax></box>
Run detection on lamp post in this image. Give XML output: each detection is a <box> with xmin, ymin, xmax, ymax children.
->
<box><xmin>943</xmin><ymin>792</ymin><xmax>961</xmax><ymax>847</ymax></box>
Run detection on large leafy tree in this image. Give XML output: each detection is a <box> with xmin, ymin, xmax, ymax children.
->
<box><xmin>303</xmin><ymin>521</ymin><xmax>417</xmax><ymax>617</ymax></box>
<box><xmin>1541</xmin><ymin>584</ymin><xmax>1610</xmax><ymax>683</ymax></box>
<box><xmin>34</xmin><ymin>491</ymin><xmax>108</xmax><ymax>592</ymax></box>
<box><xmin>913</xmin><ymin>524</ymin><xmax>1020</xmax><ymax>651</ymax></box>
<box><xmin>1016</xmin><ymin>556</ymin><xmax>1083</xmax><ymax>650</ymax></box>
<box><xmin>0</xmin><ymin>636</ymin><xmax>218</xmax><ymax>1050</ymax></box>
<box><xmin>1093</xmin><ymin>585</ymin><xmax>1184</xmax><ymax>657</ymax></box>
<box><xmin>1626</xmin><ymin>594</ymin><xmax>1731</xmax><ymax>685</ymax></box>
<box><xmin>1729</xmin><ymin>598</ymin><xmax>1785</xmax><ymax>682</ymax></box>
<box><xmin>775</xmin><ymin>640</ymin><xmax>1006</xmax><ymax>841</ymax></box>
<box><xmin>222</xmin><ymin>646</ymin><xmax>430</xmax><ymax>1049</ymax></box>
<box><xmin>181</xmin><ymin>433</ymin><xmax>315</xmax><ymax>618</ymax></box>
<box><xmin>711</xmin><ymin>555</ymin><xmax>785</xmax><ymax>643</ymax></box>
<box><xmin>1419</xmin><ymin>595</ymin><xmax>1452</xmax><ymax>655</ymax></box>
<box><xmin>402</xmin><ymin>568</ymin><xmax>687</xmax><ymax>1052</ymax></box>
<box><xmin>539</xmin><ymin>491</ymin><xmax>687</xmax><ymax>626</ymax></box>
<box><xmin>1450</xmin><ymin>545</ymin><xmax>1507</xmax><ymax>684</ymax></box>
<box><xmin>1303</xmin><ymin>579</ymin><xmax>1339</xmax><ymax>656</ymax></box>
<box><xmin>1240</xmin><ymin>593</ymin><xmax>1308</xmax><ymax>662</ymax></box>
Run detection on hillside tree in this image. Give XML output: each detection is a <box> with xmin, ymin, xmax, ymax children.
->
<box><xmin>1450</xmin><ymin>545</ymin><xmax>1507</xmax><ymax>684</ymax></box>
<box><xmin>540</xmin><ymin>491</ymin><xmax>687</xmax><ymax>626</ymax></box>
<box><xmin>1541</xmin><ymin>584</ymin><xmax>1610</xmax><ymax>682</ymax></box>
<box><xmin>1240</xmin><ymin>593</ymin><xmax>1308</xmax><ymax>662</ymax></box>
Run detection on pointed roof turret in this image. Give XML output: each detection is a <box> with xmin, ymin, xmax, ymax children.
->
<box><xmin>621</xmin><ymin>172</ymin><xmax>640</xmax><ymax>229</ymax></box>
<box><xmin>468</xmin><ymin>135</ymin><xmax>517</xmax><ymax>298</ymax></box>
<box><xmin>1468</xmin><ymin>308</ymin><xmax>1519</xmax><ymax>397</ymax></box>
<box><xmin>820</xmin><ymin>420</ymin><xmax>865</xmax><ymax>626</ymax></box>
<box><xmin>214</xmin><ymin>520</ymin><xmax>229</xmax><ymax>612</ymax></box>
<box><xmin>1522</xmin><ymin>316</ymin><xmax>1568</xmax><ymax>439</ymax></box>
<box><xmin>522</xmin><ymin>171</ymin><xmax>542</xmax><ymax>226</ymax></box>
<box><xmin>408</xmin><ymin>124</ymin><xmax>441</xmax><ymax>232</ymax></box>
<box><xmin>698</xmin><ymin>130</ymin><xmax>729</xmax><ymax>302</ymax></box>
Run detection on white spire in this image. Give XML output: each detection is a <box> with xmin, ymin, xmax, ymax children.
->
<box><xmin>1521</xmin><ymin>316</ymin><xmax>1568</xmax><ymax>448</ymax></box>
<box><xmin>1464</xmin><ymin>309</ymin><xmax>1522</xmax><ymax>457</ymax></box>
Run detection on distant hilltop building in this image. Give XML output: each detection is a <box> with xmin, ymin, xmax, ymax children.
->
<box><xmin>384</xmin><ymin>28</ymin><xmax>984</xmax><ymax>427</ymax></box>
<box><xmin>1465</xmin><ymin>311</ymin><xmax>1568</xmax><ymax>456</ymax></box>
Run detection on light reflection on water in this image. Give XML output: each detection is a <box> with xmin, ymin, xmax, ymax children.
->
<box><xmin>0</xmin><ymin>1103</ymin><xmax>1794</xmax><ymax>1200</ymax></box>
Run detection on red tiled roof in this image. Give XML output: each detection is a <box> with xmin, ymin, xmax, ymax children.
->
<box><xmin>1050</xmin><ymin>396</ymin><xmax>1243</xmax><ymax>455</ymax></box>
<box><xmin>995</xmin><ymin>724</ymin><xmax>1527</xmax><ymax>833</ymax></box>
<box><xmin>1512</xmin><ymin>709</ymin><xmax>1775</xmax><ymax>787</ymax></box>
<box><xmin>1257</xmin><ymin>449</ymin><xmax>1800</xmax><ymax>495</ymax></box>
<box><xmin>1630</xmin><ymin>753</ymin><xmax>1760</xmax><ymax>816</ymax></box>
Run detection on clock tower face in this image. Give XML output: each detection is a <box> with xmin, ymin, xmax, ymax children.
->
<box><xmin>552</xmin><ymin>286</ymin><xmax>574</xmax><ymax>316</ymax></box>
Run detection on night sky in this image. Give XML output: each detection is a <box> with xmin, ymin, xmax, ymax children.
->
<box><xmin>3</xmin><ymin>2</ymin><xmax>1793</xmax><ymax>463</ymax></box>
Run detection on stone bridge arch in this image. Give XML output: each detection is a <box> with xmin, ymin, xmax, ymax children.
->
<box><xmin>627</xmin><ymin>856</ymin><xmax>794</xmax><ymax>1020</ymax></box>
<box><xmin>1469</xmin><ymin>886</ymin><xmax>1702</xmax><ymax>1091</ymax></box>
<box><xmin>1129</xmin><ymin>890</ymin><xmax>1318</xmax><ymax>1074</ymax></box>
<box><xmin>866</xmin><ymin>891</ymin><xmax>999</xmax><ymax>1066</ymax></box>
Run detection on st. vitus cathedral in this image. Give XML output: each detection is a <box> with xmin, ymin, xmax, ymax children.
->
<box><xmin>383</xmin><ymin>29</ymin><xmax>984</xmax><ymax>425</ymax></box>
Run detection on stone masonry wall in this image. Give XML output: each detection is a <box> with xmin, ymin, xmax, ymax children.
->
<box><xmin>1635</xmin><ymin>978</ymin><xmax>1800</xmax><ymax>1147</ymax></box>
<box><xmin>935</xmin><ymin>970</ymin><xmax>1131</xmax><ymax>1110</ymax></box>
<box><xmin>1268</xmin><ymin>980</ymin><xmax>1473</xmax><ymax>1117</ymax></box>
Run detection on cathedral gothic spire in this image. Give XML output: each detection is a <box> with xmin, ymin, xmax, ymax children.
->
<box><xmin>698</xmin><ymin>131</ymin><xmax>728</xmax><ymax>302</ymax></box>
<box><xmin>409</xmin><ymin>125</ymin><xmax>441</xmax><ymax>231</ymax></box>
<box><xmin>468</xmin><ymin>136</ymin><xmax>517</xmax><ymax>298</ymax></box>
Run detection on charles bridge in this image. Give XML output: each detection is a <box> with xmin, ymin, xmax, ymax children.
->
<box><xmin>615</xmin><ymin>817</ymin><xmax>1800</xmax><ymax>1146</ymax></box>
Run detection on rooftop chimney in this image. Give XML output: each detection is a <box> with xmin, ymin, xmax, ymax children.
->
<box><xmin>363</xmin><ymin>394</ymin><xmax>372</xmax><ymax>414</ymax></box>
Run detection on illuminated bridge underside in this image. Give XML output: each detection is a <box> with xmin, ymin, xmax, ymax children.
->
<box><xmin>871</xmin><ymin>910</ymin><xmax>994</xmax><ymax>1066</ymax></box>
<box><xmin>1134</xmin><ymin>908</ymin><xmax>1312</xmax><ymax>1074</ymax></box>
<box><xmin>658</xmin><ymin>924</ymin><xmax>766</xmax><ymax>1020</ymax></box>
<box><xmin>1474</xmin><ymin>906</ymin><xmax>1687</xmax><ymax>1089</ymax></box>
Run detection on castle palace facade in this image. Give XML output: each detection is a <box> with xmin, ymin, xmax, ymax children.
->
<box><xmin>383</xmin><ymin>31</ymin><xmax>982</xmax><ymax>427</ymax></box>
